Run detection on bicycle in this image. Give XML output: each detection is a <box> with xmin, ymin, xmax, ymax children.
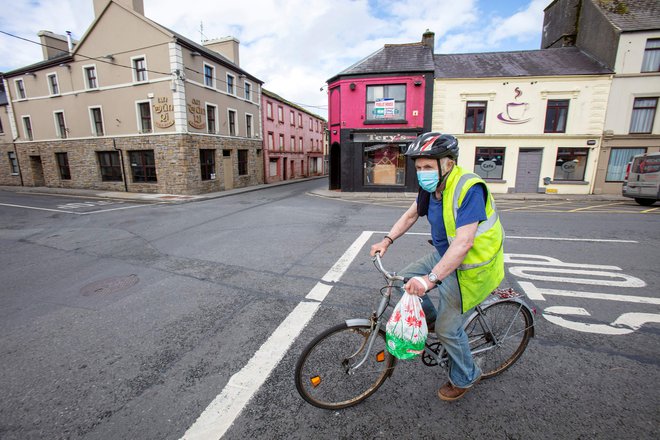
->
<box><xmin>294</xmin><ymin>253</ymin><xmax>536</xmax><ymax>409</ymax></box>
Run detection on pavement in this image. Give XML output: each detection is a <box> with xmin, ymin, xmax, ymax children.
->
<box><xmin>0</xmin><ymin>176</ymin><xmax>629</xmax><ymax>203</ymax></box>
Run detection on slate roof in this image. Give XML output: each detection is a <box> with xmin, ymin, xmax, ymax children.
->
<box><xmin>262</xmin><ymin>88</ymin><xmax>326</xmax><ymax>121</ymax></box>
<box><xmin>434</xmin><ymin>46</ymin><xmax>612</xmax><ymax>78</ymax></box>
<box><xmin>591</xmin><ymin>0</ymin><xmax>660</xmax><ymax>32</ymax></box>
<box><xmin>329</xmin><ymin>42</ymin><xmax>434</xmax><ymax>82</ymax></box>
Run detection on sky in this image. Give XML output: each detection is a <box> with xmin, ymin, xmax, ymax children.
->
<box><xmin>0</xmin><ymin>0</ymin><xmax>550</xmax><ymax>118</ymax></box>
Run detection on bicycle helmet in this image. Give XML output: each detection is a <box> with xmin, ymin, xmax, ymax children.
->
<box><xmin>405</xmin><ymin>132</ymin><xmax>459</xmax><ymax>160</ymax></box>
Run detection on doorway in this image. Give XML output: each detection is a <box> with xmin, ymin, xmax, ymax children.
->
<box><xmin>223</xmin><ymin>150</ymin><xmax>233</xmax><ymax>190</ymax></box>
<box><xmin>283</xmin><ymin>158</ymin><xmax>287</xmax><ymax>180</ymax></box>
<box><xmin>329</xmin><ymin>143</ymin><xmax>341</xmax><ymax>190</ymax></box>
<box><xmin>29</xmin><ymin>156</ymin><xmax>45</xmax><ymax>186</ymax></box>
<box><xmin>515</xmin><ymin>149</ymin><xmax>543</xmax><ymax>193</ymax></box>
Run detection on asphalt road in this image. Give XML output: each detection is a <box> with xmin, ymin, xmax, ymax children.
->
<box><xmin>0</xmin><ymin>180</ymin><xmax>658</xmax><ymax>440</ymax></box>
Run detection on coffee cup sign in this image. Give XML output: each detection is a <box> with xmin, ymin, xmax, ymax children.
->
<box><xmin>497</xmin><ymin>87</ymin><xmax>531</xmax><ymax>124</ymax></box>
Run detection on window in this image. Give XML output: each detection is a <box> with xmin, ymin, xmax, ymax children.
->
<box><xmin>200</xmin><ymin>149</ymin><xmax>215</xmax><ymax>180</ymax></box>
<box><xmin>316</xmin><ymin>120</ymin><xmax>319</xmax><ymax>132</ymax></box>
<box><xmin>544</xmin><ymin>100</ymin><xmax>569</xmax><ymax>133</ymax></box>
<box><xmin>244</xmin><ymin>82</ymin><xmax>251</xmax><ymax>101</ymax></box>
<box><xmin>227</xmin><ymin>74</ymin><xmax>235</xmax><ymax>95</ymax></box>
<box><xmin>206</xmin><ymin>104</ymin><xmax>217</xmax><ymax>134</ymax></box>
<box><xmin>8</xmin><ymin>152</ymin><xmax>19</xmax><ymax>174</ymax></box>
<box><xmin>130</xmin><ymin>150</ymin><xmax>157</xmax><ymax>182</ymax></box>
<box><xmin>97</xmin><ymin>151</ymin><xmax>122</xmax><ymax>181</ymax></box>
<box><xmin>279</xmin><ymin>134</ymin><xmax>284</xmax><ymax>151</ymax></box>
<box><xmin>48</xmin><ymin>73</ymin><xmax>59</xmax><ymax>95</ymax></box>
<box><xmin>268</xmin><ymin>132</ymin><xmax>274</xmax><ymax>150</ymax></box>
<box><xmin>290</xmin><ymin>110</ymin><xmax>295</xmax><ymax>125</ymax></box>
<box><xmin>137</xmin><ymin>102</ymin><xmax>152</xmax><ymax>133</ymax></box>
<box><xmin>228</xmin><ymin>109</ymin><xmax>237</xmax><ymax>136</ymax></box>
<box><xmin>84</xmin><ymin>66</ymin><xmax>98</xmax><ymax>89</ymax></box>
<box><xmin>606</xmin><ymin>148</ymin><xmax>647</xmax><ymax>181</ymax></box>
<box><xmin>309</xmin><ymin>117</ymin><xmax>313</xmax><ymax>131</ymax></box>
<box><xmin>90</xmin><ymin>107</ymin><xmax>104</xmax><ymax>136</ymax></box>
<box><xmin>465</xmin><ymin>101</ymin><xmax>487</xmax><ymax>133</ymax></box>
<box><xmin>245</xmin><ymin>114</ymin><xmax>253</xmax><ymax>138</ymax></box>
<box><xmin>15</xmin><ymin>79</ymin><xmax>26</xmax><ymax>99</ymax></box>
<box><xmin>641</xmin><ymin>38</ymin><xmax>660</xmax><ymax>72</ymax></box>
<box><xmin>290</xmin><ymin>136</ymin><xmax>295</xmax><ymax>151</ymax></box>
<box><xmin>0</xmin><ymin>116</ymin><xmax>3</xmax><ymax>134</ymax></box>
<box><xmin>298</xmin><ymin>113</ymin><xmax>302</xmax><ymax>127</ymax></box>
<box><xmin>238</xmin><ymin>150</ymin><xmax>248</xmax><ymax>176</ymax></box>
<box><xmin>366</xmin><ymin>84</ymin><xmax>406</xmax><ymax>121</ymax></box>
<box><xmin>56</xmin><ymin>152</ymin><xmax>71</xmax><ymax>180</ymax></box>
<box><xmin>299</xmin><ymin>137</ymin><xmax>303</xmax><ymax>152</ymax></box>
<box><xmin>22</xmin><ymin>116</ymin><xmax>33</xmax><ymax>141</ymax></box>
<box><xmin>54</xmin><ymin>111</ymin><xmax>67</xmax><ymax>138</ymax></box>
<box><xmin>267</xmin><ymin>102</ymin><xmax>273</xmax><ymax>120</ymax></box>
<box><xmin>278</xmin><ymin>106</ymin><xmax>284</xmax><ymax>123</ymax></box>
<box><xmin>133</xmin><ymin>57</ymin><xmax>147</xmax><ymax>82</ymax></box>
<box><xmin>474</xmin><ymin>147</ymin><xmax>505</xmax><ymax>179</ymax></box>
<box><xmin>630</xmin><ymin>97</ymin><xmax>657</xmax><ymax>134</ymax></box>
<box><xmin>553</xmin><ymin>148</ymin><xmax>588</xmax><ymax>181</ymax></box>
<box><xmin>364</xmin><ymin>144</ymin><xmax>406</xmax><ymax>186</ymax></box>
<box><xmin>204</xmin><ymin>64</ymin><xmax>214</xmax><ymax>88</ymax></box>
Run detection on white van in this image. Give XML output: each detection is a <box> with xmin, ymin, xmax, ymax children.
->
<box><xmin>622</xmin><ymin>152</ymin><xmax>660</xmax><ymax>206</ymax></box>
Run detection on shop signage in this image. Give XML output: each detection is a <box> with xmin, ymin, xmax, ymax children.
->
<box><xmin>153</xmin><ymin>97</ymin><xmax>175</xmax><ymax>128</ymax></box>
<box><xmin>372</xmin><ymin>98</ymin><xmax>399</xmax><ymax>119</ymax></box>
<box><xmin>497</xmin><ymin>87</ymin><xmax>531</xmax><ymax>124</ymax></box>
<box><xmin>187</xmin><ymin>98</ymin><xmax>206</xmax><ymax>129</ymax></box>
<box><xmin>480</xmin><ymin>160</ymin><xmax>497</xmax><ymax>172</ymax></box>
<box><xmin>353</xmin><ymin>133</ymin><xmax>418</xmax><ymax>143</ymax></box>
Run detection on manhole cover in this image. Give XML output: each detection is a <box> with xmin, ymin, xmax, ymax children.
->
<box><xmin>80</xmin><ymin>274</ymin><xmax>139</xmax><ymax>296</ymax></box>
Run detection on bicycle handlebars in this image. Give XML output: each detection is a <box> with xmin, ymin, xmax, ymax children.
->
<box><xmin>372</xmin><ymin>252</ymin><xmax>406</xmax><ymax>282</ymax></box>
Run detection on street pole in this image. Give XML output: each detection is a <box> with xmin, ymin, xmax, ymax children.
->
<box><xmin>113</xmin><ymin>138</ymin><xmax>128</xmax><ymax>192</ymax></box>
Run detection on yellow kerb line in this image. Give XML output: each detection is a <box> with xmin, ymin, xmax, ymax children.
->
<box><xmin>567</xmin><ymin>202</ymin><xmax>627</xmax><ymax>212</ymax></box>
<box><xmin>641</xmin><ymin>206</ymin><xmax>659</xmax><ymax>213</ymax></box>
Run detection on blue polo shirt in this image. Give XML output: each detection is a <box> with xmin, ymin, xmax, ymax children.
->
<box><xmin>424</xmin><ymin>184</ymin><xmax>488</xmax><ymax>255</ymax></box>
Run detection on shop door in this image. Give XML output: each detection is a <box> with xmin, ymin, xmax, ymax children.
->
<box><xmin>283</xmin><ymin>159</ymin><xmax>287</xmax><ymax>180</ymax></box>
<box><xmin>515</xmin><ymin>149</ymin><xmax>542</xmax><ymax>193</ymax></box>
<box><xmin>223</xmin><ymin>151</ymin><xmax>233</xmax><ymax>190</ymax></box>
<box><xmin>329</xmin><ymin>143</ymin><xmax>341</xmax><ymax>189</ymax></box>
<box><xmin>29</xmin><ymin>156</ymin><xmax>45</xmax><ymax>186</ymax></box>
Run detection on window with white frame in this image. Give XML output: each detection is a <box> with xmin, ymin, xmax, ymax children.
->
<box><xmin>15</xmin><ymin>79</ymin><xmax>26</xmax><ymax>99</ymax></box>
<box><xmin>227</xmin><ymin>73</ymin><xmax>235</xmax><ymax>95</ymax></box>
<box><xmin>204</xmin><ymin>63</ymin><xmax>215</xmax><ymax>88</ymax></box>
<box><xmin>90</xmin><ymin>107</ymin><xmax>104</xmax><ymax>136</ymax></box>
<box><xmin>133</xmin><ymin>57</ymin><xmax>148</xmax><ymax>82</ymax></box>
<box><xmin>630</xmin><ymin>97</ymin><xmax>658</xmax><ymax>134</ymax></box>
<box><xmin>290</xmin><ymin>110</ymin><xmax>295</xmax><ymax>125</ymax></box>
<box><xmin>279</xmin><ymin>134</ymin><xmax>284</xmax><ymax>151</ymax></box>
<box><xmin>299</xmin><ymin>137</ymin><xmax>303</xmax><ymax>152</ymax></box>
<box><xmin>84</xmin><ymin>66</ymin><xmax>98</xmax><ymax>89</ymax></box>
<box><xmin>290</xmin><ymin>136</ymin><xmax>295</xmax><ymax>151</ymax></box>
<box><xmin>641</xmin><ymin>38</ymin><xmax>660</xmax><ymax>72</ymax></box>
<box><xmin>22</xmin><ymin>116</ymin><xmax>33</xmax><ymax>140</ymax></box>
<box><xmin>47</xmin><ymin>73</ymin><xmax>59</xmax><ymax>95</ymax></box>
<box><xmin>228</xmin><ymin>109</ymin><xmax>237</xmax><ymax>136</ymax></box>
<box><xmin>0</xmin><ymin>116</ymin><xmax>4</xmax><ymax>134</ymax></box>
<box><xmin>137</xmin><ymin>101</ymin><xmax>152</xmax><ymax>133</ymax></box>
<box><xmin>207</xmin><ymin>104</ymin><xmax>217</xmax><ymax>134</ymax></box>
<box><xmin>298</xmin><ymin>113</ymin><xmax>302</xmax><ymax>127</ymax></box>
<box><xmin>244</xmin><ymin>81</ymin><xmax>251</xmax><ymax>101</ymax></box>
<box><xmin>606</xmin><ymin>148</ymin><xmax>647</xmax><ymax>181</ymax></box>
<box><xmin>245</xmin><ymin>114</ymin><xmax>253</xmax><ymax>138</ymax></box>
<box><xmin>278</xmin><ymin>106</ymin><xmax>284</xmax><ymax>123</ymax></box>
<box><xmin>54</xmin><ymin>111</ymin><xmax>67</xmax><ymax>138</ymax></box>
<box><xmin>267</xmin><ymin>102</ymin><xmax>273</xmax><ymax>120</ymax></box>
<box><xmin>268</xmin><ymin>132</ymin><xmax>274</xmax><ymax>150</ymax></box>
<box><xmin>8</xmin><ymin>151</ymin><xmax>19</xmax><ymax>174</ymax></box>
<box><xmin>366</xmin><ymin>84</ymin><xmax>406</xmax><ymax>121</ymax></box>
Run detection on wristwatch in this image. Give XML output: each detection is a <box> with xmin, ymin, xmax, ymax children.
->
<box><xmin>427</xmin><ymin>272</ymin><xmax>440</xmax><ymax>284</ymax></box>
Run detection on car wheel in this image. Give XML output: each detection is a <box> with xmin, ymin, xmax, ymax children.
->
<box><xmin>634</xmin><ymin>198</ymin><xmax>656</xmax><ymax>206</ymax></box>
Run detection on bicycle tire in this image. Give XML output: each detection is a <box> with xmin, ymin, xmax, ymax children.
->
<box><xmin>294</xmin><ymin>322</ymin><xmax>395</xmax><ymax>410</ymax></box>
<box><xmin>465</xmin><ymin>300</ymin><xmax>533</xmax><ymax>379</ymax></box>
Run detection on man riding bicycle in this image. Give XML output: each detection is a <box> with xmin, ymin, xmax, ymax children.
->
<box><xmin>370</xmin><ymin>132</ymin><xmax>505</xmax><ymax>401</ymax></box>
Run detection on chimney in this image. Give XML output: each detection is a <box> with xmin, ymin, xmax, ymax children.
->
<box><xmin>94</xmin><ymin>0</ymin><xmax>144</xmax><ymax>18</ymax></box>
<box><xmin>422</xmin><ymin>29</ymin><xmax>435</xmax><ymax>51</ymax></box>
<box><xmin>37</xmin><ymin>30</ymin><xmax>71</xmax><ymax>60</ymax></box>
<box><xmin>203</xmin><ymin>37</ymin><xmax>240</xmax><ymax>66</ymax></box>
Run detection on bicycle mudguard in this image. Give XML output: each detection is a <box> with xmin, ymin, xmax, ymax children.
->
<box><xmin>345</xmin><ymin>318</ymin><xmax>372</xmax><ymax>327</ymax></box>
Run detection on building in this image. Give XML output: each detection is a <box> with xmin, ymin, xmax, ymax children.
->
<box><xmin>0</xmin><ymin>0</ymin><xmax>264</xmax><ymax>194</ymax></box>
<box><xmin>261</xmin><ymin>89</ymin><xmax>326</xmax><ymax>183</ymax></box>
<box><xmin>326</xmin><ymin>32</ymin><xmax>435</xmax><ymax>192</ymax></box>
<box><xmin>433</xmin><ymin>48</ymin><xmax>612</xmax><ymax>194</ymax></box>
<box><xmin>542</xmin><ymin>0</ymin><xmax>660</xmax><ymax>195</ymax></box>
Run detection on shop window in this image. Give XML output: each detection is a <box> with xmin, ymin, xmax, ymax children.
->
<box><xmin>97</xmin><ymin>151</ymin><xmax>122</xmax><ymax>182</ymax></box>
<box><xmin>56</xmin><ymin>153</ymin><xmax>71</xmax><ymax>180</ymax></box>
<box><xmin>474</xmin><ymin>147</ymin><xmax>505</xmax><ymax>179</ymax></box>
<box><xmin>630</xmin><ymin>97</ymin><xmax>657</xmax><ymax>134</ymax></box>
<box><xmin>553</xmin><ymin>148</ymin><xmax>588</xmax><ymax>181</ymax></box>
<box><xmin>641</xmin><ymin>38</ymin><xmax>660</xmax><ymax>72</ymax></box>
<box><xmin>363</xmin><ymin>143</ymin><xmax>406</xmax><ymax>186</ymax></box>
<box><xmin>130</xmin><ymin>150</ymin><xmax>157</xmax><ymax>182</ymax></box>
<box><xmin>238</xmin><ymin>150</ymin><xmax>248</xmax><ymax>176</ymax></box>
<box><xmin>465</xmin><ymin>101</ymin><xmax>487</xmax><ymax>133</ymax></box>
<box><xmin>606</xmin><ymin>148</ymin><xmax>646</xmax><ymax>181</ymax></box>
<box><xmin>366</xmin><ymin>84</ymin><xmax>406</xmax><ymax>121</ymax></box>
<box><xmin>200</xmin><ymin>149</ymin><xmax>215</xmax><ymax>180</ymax></box>
<box><xmin>544</xmin><ymin>100</ymin><xmax>569</xmax><ymax>133</ymax></box>
<box><xmin>269</xmin><ymin>158</ymin><xmax>278</xmax><ymax>177</ymax></box>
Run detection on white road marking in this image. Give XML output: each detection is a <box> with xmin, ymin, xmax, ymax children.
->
<box><xmin>505</xmin><ymin>254</ymin><xmax>621</xmax><ymax>270</ymax></box>
<box><xmin>509</xmin><ymin>266</ymin><xmax>646</xmax><ymax>287</ymax></box>
<box><xmin>0</xmin><ymin>202</ymin><xmax>77</xmax><ymax>214</ymax></box>
<box><xmin>181</xmin><ymin>231</ymin><xmax>374</xmax><ymax>440</ymax></box>
<box><xmin>518</xmin><ymin>281</ymin><xmax>660</xmax><ymax>304</ymax></box>
<box><xmin>0</xmin><ymin>201</ymin><xmax>153</xmax><ymax>215</ymax></box>
<box><xmin>543</xmin><ymin>306</ymin><xmax>660</xmax><ymax>335</ymax></box>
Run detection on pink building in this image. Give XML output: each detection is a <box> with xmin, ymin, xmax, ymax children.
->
<box><xmin>326</xmin><ymin>32</ymin><xmax>435</xmax><ymax>192</ymax></box>
<box><xmin>261</xmin><ymin>89</ymin><xmax>326</xmax><ymax>183</ymax></box>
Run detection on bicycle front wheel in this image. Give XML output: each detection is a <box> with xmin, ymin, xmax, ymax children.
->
<box><xmin>294</xmin><ymin>323</ymin><xmax>395</xmax><ymax>410</ymax></box>
<box><xmin>465</xmin><ymin>300</ymin><xmax>533</xmax><ymax>379</ymax></box>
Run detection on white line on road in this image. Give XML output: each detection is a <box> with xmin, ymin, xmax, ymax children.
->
<box><xmin>181</xmin><ymin>231</ymin><xmax>374</xmax><ymax>440</ymax></box>
<box><xmin>0</xmin><ymin>202</ymin><xmax>77</xmax><ymax>214</ymax></box>
<box><xmin>0</xmin><ymin>202</ymin><xmax>155</xmax><ymax>215</ymax></box>
<box><xmin>518</xmin><ymin>281</ymin><xmax>660</xmax><ymax>304</ymax></box>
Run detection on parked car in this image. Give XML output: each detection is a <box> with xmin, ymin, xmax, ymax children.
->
<box><xmin>622</xmin><ymin>152</ymin><xmax>660</xmax><ymax>206</ymax></box>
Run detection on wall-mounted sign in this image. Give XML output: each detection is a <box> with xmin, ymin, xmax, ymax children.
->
<box><xmin>480</xmin><ymin>160</ymin><xmax>497</xmax><ymax>172</ymax></box>
<box><xmin>497</xmin><ymin>87</ymin><xmax>531</xmax><ymax>124</ymax></box>
<box><xmin>153</xmin><ymin>97</ymin><xmax>175</xmax><ymax>128</ymax></box>
<box><xmin>187</xmin><ymin>98</ymin><xmax>206</xmax><ymax>129</ymax></box>
<box><xmin>561</xmin><ymin>161</ymin><xmax>577</xmax><ymax>173</ymax></box>
<box><xmin>372</xmin><ymin>98</ymin><xmax>399</xmax><ymax>119</ymax></box>
<box><xmin>353</xmin><ymin>133</ymin><xmax>418</xmax><ymax>143</ymax></box>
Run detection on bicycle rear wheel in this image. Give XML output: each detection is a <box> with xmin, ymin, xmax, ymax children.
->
<box><xmin>465</xmin><ymin>300</ymin><xmax>533</xmax><ymax>379</ymax></box>
<box><xmin>294</xmin><ymin>323</ymin><xmax>395</xmax><ymax>409</ymax></box>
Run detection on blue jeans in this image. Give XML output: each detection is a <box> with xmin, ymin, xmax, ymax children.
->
<box><xmin>400</xmin><ymin>250</ymin><xmax>482</xmax><ymax>388</ymax></box>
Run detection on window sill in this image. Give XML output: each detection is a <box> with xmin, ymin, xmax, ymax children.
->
<box><xmin>548</xmin><ymin>180</ymin><xmax>590</xmax><ymax>185</ymax></box>
<box><xmin>363</xmin><ymin>119</ymin><xmax>408</xmax><ymax>125</ymax></box>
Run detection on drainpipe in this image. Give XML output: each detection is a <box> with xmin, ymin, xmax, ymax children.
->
<box><xmin>12</xmin><ymin>142</ymin><xmax>24</xmax><ymax>186</ymax></box>
<box><xmin>66</xmin><ymin>31</ymin><xmax>73</xmax><ymax>54</ymax></box>
<box><xmin>113</xmin><ymin>138</ymin><xmax>128</xmax><ymax>192</ymax></box>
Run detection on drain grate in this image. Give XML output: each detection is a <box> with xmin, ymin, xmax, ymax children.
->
<box><xmin>80</xmin><ymin>274</ymin><xmax>139</xmax><ymax>296</ymax></box>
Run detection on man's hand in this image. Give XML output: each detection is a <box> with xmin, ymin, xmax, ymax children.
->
<box><xmin>404</xmin><ymin>276</ymin><xmax>430</xmax><ymax>297</ymax></box>
<box><xmin>370</xmin><ymin>239</ymin><xmax>391</xmax><ymax>257</ymax></box>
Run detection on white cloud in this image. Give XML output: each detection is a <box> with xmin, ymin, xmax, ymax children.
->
<box><xmin>1</xmin><ymin>0</ymin><xmax>546</xmax><ymax>118</ymax></box>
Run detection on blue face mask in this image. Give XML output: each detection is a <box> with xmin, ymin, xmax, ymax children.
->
<box><xmin>417</xmin><ymin>170</ymin><xmax>440</xmax><ymax>193</ymax></box>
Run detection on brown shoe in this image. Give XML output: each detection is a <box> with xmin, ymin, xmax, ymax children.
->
<box><xmin>438</xmin><ymin>378</ymin><xmax>481</xmax><ymax>401</ymax></box>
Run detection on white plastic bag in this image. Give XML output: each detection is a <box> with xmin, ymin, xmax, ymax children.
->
<box><xmin>385</xmin><ymin>292</ymin><xmax>428</xmax><ymax>359</ymax></box>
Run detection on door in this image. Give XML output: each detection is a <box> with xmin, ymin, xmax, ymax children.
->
<box><xmin>29</xmin><ymin>156</ymin><xmax>45</xmax><ymax>186</ymax></box>
<box><xmin>515</xmin><ymin>149</ymin><xmax>543</xmax><ymax>193</ymax></box>
<box><xmin>223</xmin><ymin>150</ymin><xmax>233</xmax><ymax>190</ymax></box>
<box><xmin>329</xmin><ymin>143</ymin><xmax>341</xmax><ymax>190</ymax></box>
<box><xmin>283</xmin><ymin>159</ymin><xmax>287</xmax><ymax>180</ymax></box>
